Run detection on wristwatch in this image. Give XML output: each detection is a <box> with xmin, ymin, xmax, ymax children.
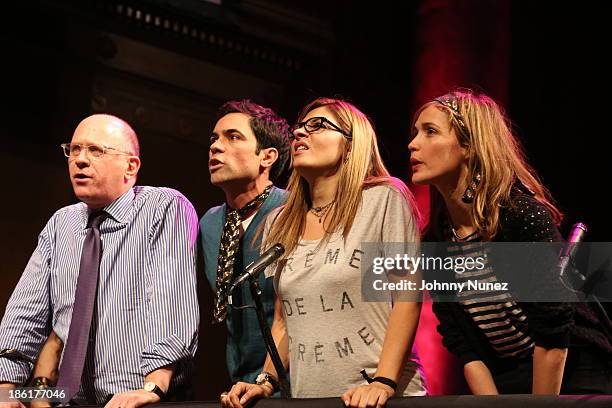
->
<box><xmin>31</xmin><ymin>377</ymin><xmax>52</xmax><ymax>389</ymax></box>
<box><xmin>143</xmin><ymin>381</ymin><xmax>166</xmax><ymax>401</ymax></box>
<box><xmin>255</xmin><ymin>372</ymin><xmax>279</xmax><ymax>392</ymax></box>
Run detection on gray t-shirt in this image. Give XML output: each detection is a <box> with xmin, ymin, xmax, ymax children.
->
<box><xmin>264</xmin><ymin>183</ymin><xmax>426</xmax><ymax>398</ymax></box>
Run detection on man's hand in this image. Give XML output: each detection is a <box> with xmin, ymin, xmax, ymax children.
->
<box><xmin>103</xmin><ymin>389</ymin><xmax>160</xmax><ymax>408</ymax></box>
<box><xmin>0</xmin><ymin>382</ymin><xmax>25</xmax><ymax>408</ymax></box>
<box><xmin>220</xmin><ymin>382</ymin><xmax>273</xmax><ymax>408</ymax></box>
<box><xmin>341</xmin><ymin>382</ymin><xmax>395</xmax><ymax>408</ymax></box>
<box><xmin>29</xmin><ymin>399</ymin><xmax>53</xmax><ymax>408</ymax></box>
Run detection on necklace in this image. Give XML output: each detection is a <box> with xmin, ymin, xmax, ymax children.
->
<box><xmin>451</xmin><ymin>226</ymin><xmax>479</xmax><ymax>241</ymax></box>
<box><xmin>310</xmin><ymin>201</ymin><xmax>334</xmax><ymax>223</ymax></box>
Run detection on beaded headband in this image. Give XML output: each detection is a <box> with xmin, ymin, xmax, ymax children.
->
<box><xmin>433</xmin><ymin>94</ymin><xmax>470</xmax><ymax>138</ymax></box>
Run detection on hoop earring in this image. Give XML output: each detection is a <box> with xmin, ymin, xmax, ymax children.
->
<box><xmin>462</xmin><ymin>173</ymin><xmax>481</xmax><ymax>204</ymax></box>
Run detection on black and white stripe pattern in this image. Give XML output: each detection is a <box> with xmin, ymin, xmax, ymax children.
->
<box><xmin>450</xmin><ymin>241</ymin><xmax>535</xmax><ymax>358</ymax></box>
<box><xmin>0</xmin><ymin>186</ymin><xmax>199</xmax><ymax>403</ymax></box>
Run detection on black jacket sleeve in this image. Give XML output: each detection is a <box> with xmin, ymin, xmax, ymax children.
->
<box><xmin>499</xmin><ymin>194</ymin><xmax>574</xmax><ymax>349</ymax></box>
<box><xmin>432</xmin><ymin>301</ymin><xmax>481</xmax><ymax>365</ymax></box>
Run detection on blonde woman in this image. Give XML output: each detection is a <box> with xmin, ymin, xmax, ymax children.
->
<box><xmin>409</xmin><ymin>89</ymin><xmax>612</xmax><ymax>394</ymax></box>
<box><xmin>221</xmin><ymin>97</ymin><xmax>426</xmax><ymax>408</ymax></box>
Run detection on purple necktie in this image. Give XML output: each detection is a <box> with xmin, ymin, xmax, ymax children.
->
<box><xmin>57</xmin><ymin>210</ymin><xmax>108</xmax><ymax>403</ymax></box>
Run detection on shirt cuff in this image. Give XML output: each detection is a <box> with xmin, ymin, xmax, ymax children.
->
<box><xmin>140</xmin><ymin>335</ymin><xmax>194</xmax><ymax>375</ymax></box>
<box><xmin>459</xmin><ymin>351</ymin><xmax>481</xmax><ymax>366</ymax></box>
<box><xmin>0</xmin><ymin>358</ymin><xmax>31</xmax><ymax>385</ymax></box>
<box><xmin>532</xmin><ymin>330</ymin><xmax>571</xmax><ymax>349</ymax></box>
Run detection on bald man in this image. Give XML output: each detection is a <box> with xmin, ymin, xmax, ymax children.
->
<box><xmin>0</xmin><ymin>115</ymin><xmax>199</xmax><ymax>407</ymax></box>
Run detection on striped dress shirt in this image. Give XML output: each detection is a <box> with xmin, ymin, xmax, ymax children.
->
<box><xmin>0</xmin><ymin>186</ymin><xmax>199</xmax><ymax>403</ymax></box>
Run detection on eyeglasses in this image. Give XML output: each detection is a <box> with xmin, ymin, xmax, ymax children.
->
<box><xmin>290</xmin><ymin>117</ymin><xmax>352</xmax><ymax>140</ymax></box>
<box><xmin>60</xmin><ymin>143</ymin><xmax>133</xmax><ymax>158</ymax></box>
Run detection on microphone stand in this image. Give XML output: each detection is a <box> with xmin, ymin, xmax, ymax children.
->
<box><xmin>574</xmin><ymin>261</ymin><xmax>612</xmax><ymax>341</ymax></box>
<box><xmin>558</xmin><ymin>227</ymin><xmax>612</xmax><ymax>341</ymax></box>
<box><xmin>248</xmin><ymin>277</ymin><xmax>291</xmax><ymax>398</ymax></box>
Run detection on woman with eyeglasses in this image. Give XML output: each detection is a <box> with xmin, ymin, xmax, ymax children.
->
<box><xmin>220</xmin><ymin>97</ymin><xmax>426</xmax><ymax>408</ymax></box>
<box><xmin>409</xmin><ymin>88</ymin><xmax>612</xmax><ymax>394</ymax></box>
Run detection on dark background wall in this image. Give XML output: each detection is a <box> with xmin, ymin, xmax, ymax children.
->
<box><xmin>0</xmin><ymin>0</ymin><xmax>608</xmax><ymax>399</ymax></box>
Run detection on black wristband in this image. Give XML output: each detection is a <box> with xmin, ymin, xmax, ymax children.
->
<box><xmin>372</xmin><ymin>376</ymin><xmax>397</xmax><ymax>391</ymax></box>
<box><xmin>359</xmin><ymin>370</ymin><xmax>397</xmax><ymax>391</ymax></box>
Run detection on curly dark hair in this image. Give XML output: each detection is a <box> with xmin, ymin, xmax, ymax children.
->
<box><xmin>216</xmin><ymin>100</ymin><xmax>290</xmax><ymax>182</ymax></box>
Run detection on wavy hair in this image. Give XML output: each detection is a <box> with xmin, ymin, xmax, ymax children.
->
<box><xmin>416</xmin><ymin>89</ymin><xmax>563</xmax><ymax>241</ymax></box>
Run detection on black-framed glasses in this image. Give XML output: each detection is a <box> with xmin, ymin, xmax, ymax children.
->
<box><xmin>60</xmin><ymin>143</ymin><xmax>133</xmax><ymax>159</ymax></box>
<box><xmin>290</xmin><ymin>117</ymin><xmax>352</xmax><ymax>140</ymax></box>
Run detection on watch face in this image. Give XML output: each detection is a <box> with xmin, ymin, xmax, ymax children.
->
<box><xmin>144</xmin><ymin>382</ymin><xmax>156</xmax><ymax>392</ymax></box>
<box><xmin>255</xmin><ymin>373</ymin><xmax>267</xmax><ymax>384</ymax></box>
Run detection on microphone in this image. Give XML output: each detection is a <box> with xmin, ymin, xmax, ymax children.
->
<box><xmin>228</xmin><ymin>244</ymin><xmax>285</xmax><ymax>301</ymax></box>
<box><xmin>559</xmin><ymin>222</ymin><xmax>588</xmax><ymax>277</ymax></box>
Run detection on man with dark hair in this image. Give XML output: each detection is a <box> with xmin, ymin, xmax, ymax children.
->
<box><xmin>200</xmin><ymin>100</ymin><xmax>289</xmax><ymax>389</ymax></box>
<box><xmin>213</xmin><ymin>100</ymin><xmax>291</xmax><ymax>184</ymax></box>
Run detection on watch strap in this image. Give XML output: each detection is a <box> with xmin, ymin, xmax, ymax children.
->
<box><xmin>31</xmin><ymin>377</ymin><xmax>53</xmax><ymax>389</ymax></box>
<box><xmin>144</xmin><ymin>382</ymin><xmax>166</xmax><ymax>401</ymax></box>
<box><xmin>256</xmin><ymin>372</ymin><xmax>278</xmax><ymax>392</ymax></box>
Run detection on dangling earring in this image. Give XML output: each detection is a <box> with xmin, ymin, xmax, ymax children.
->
<box><xmin>462</xmin><ymin>173</ymin><xmax>481</xmax><ymax>204</ymax></box>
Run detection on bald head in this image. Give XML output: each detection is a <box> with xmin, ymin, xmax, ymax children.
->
<box><xmin>75</xmin><ymin>114</ymin><xmax>140</xmax><ymax>156</ymax></box>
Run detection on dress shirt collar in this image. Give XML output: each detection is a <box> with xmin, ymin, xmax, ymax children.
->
<box><xmin>80</xmin><ymin>188</ymin><xmax>135</xmax><ymax>228</ymax></box>
<box><xmin>101</xmin><ymin>188</ymin><xmax>135</xmax><ymax>223</ymax></box>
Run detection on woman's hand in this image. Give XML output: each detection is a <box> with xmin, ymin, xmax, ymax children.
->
<box><xmin>220</xmin><ymin>382</ymin><xmax>273</xmax><ymax>408</ymax></box>
<box><xmin>341</xmin><ymin>382</ymin><xmax>394</xmax><ymax>408</ymax></box>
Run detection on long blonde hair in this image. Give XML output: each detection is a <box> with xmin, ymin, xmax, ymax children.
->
<box><xmin>417</xmin><ymin>89</ymin><xmax>563</xmax><ymax>241</ymax></box>
<box><xmin>264</xmin><ymin>97</ymin><xmax>418</xmax><ymax>256</ymax></box>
